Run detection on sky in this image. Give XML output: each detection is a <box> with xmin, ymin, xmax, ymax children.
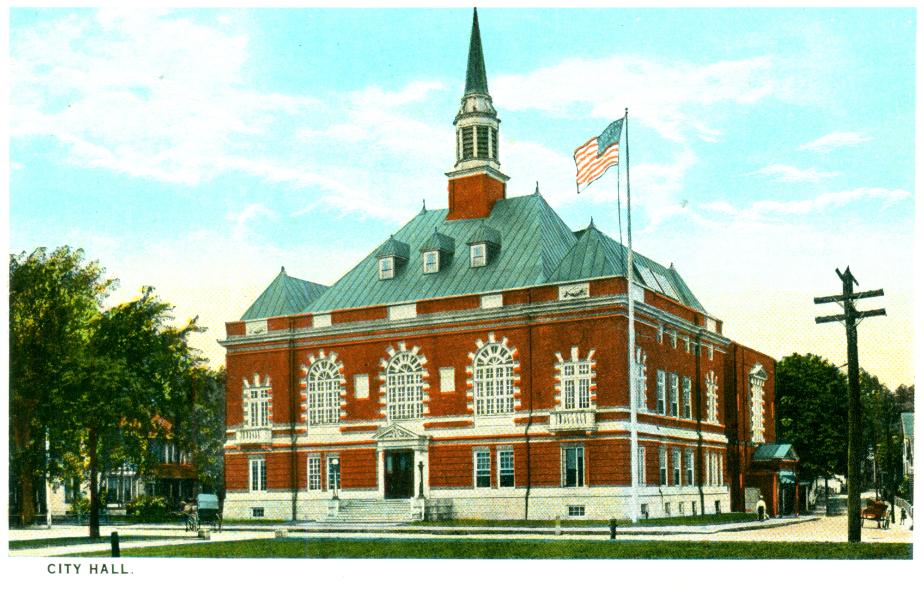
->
<box><xmin>8</xmin><ymin>6</ymin><xmax>917</xmax><ymax>389</ymax></box>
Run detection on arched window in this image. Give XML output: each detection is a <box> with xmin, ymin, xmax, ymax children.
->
<box><xmin>386</xmin><ymin>352</ymin><xmax>425</xmax><ymax>420</ymax></box>
<box><xmin>705</xmin><ymin>370</ymin><xmax>719</xmax><ymax>423</ymax></box>
<box><xmin>243</xmin><ymin>375</ymin><xmax>271</xmax><ymax>428</ymax></box>
<box><xmin>474</xmin><ymin>343</ymin><xmax>515</xmax><ymax>415</ymax></box>
<box><xmin>307</xmin><ymin>359</ymin><xmax>341</xmax><ymax>425</ymax></box>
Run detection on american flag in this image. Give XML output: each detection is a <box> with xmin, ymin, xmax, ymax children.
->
<box><xmin>574</xmin><ymin>118</ymin><xmax>624</xmax><ymax>192</ymax></box>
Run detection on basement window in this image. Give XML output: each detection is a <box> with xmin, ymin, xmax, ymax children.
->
<box><xmin>252</xmin><ymin>507</ymin><xmax>264</xmax><ymax>518</ymax></box>
<box><xmin>567</xmin><ymin>505</ymin><xmax>586</xmax><ymax>517</ymax></box>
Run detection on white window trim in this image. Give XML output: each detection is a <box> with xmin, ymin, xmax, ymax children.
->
<box><xmin>378</xmin><ymin>256</ymin><xmax>395</xmax><ymax>280</ymax></box>
<box><xmin>385</xmin><ymin>351</ymin><xmax>426</xmax><ymax>421</ymax></box>
<box><xmin>560</xmin><ymin>358</ymin><xmax>593</xmax><ymax>410</ymax></box>
<box><xmin>669</xmin><ymin>373</ymin><xmax>679</xmax><ymax>417</ymax></box>
<box><xmin>684</xmin><ymin>448</ymin><xmax>695</xmax><ymax>487</ymax></box>
<box><xmin>497</xmin><ymin>447</ymin><xmax>515</xmax><ymax>488</ymax></box>
<box><xmin>249</xmin><ymin>456</ymin><xmax>267</xmax><ymax>492</ymax></box>
<box><xmin>656</xmin><ymin>370</ymin><xmax>666</xmax><ymax>415</ymax></box>
<box><xmin>243</xmin><ymin>379</ymin><xmax>271</xmax><ymax>429</ymax></box>
<box><xmin>635</xmin><ymin>347</ymin><xmax>647</xmax><ymax>411</ymax></box>
<box><xmin>306</xmin><ymin>358</ymin><xmax>341</xmax><ymax>426</ymax></box>
<box><xmin>672</xmin><ymin>448</ymin><xmax>682</xmax><ymax>487</ymax></box>
<box><xmin>423</xmin><ymin>250</ymin><xmax>440</xmax><ymax>274</ymax></box>
<box><xmin>658</xmin><ymin>447</ymin><xmax>668</xmax><ymax>486</ymax></box>
<box><xmin>473</xmin><ymin>341</ymin><xmax>516</xmax><ymax>416</ymax></box>
<box><xmin>470</xmin><ymin>243</ymin><xmax>487</xmax><ymax>268</ymax></box>
<box><xmin>682</xmin><ymin>376</ymin><xmax>692</xmax><ymax>419</ymax></box>
<box><xmin>561</xmin><ymin>445</ymin><xmax>586</xmax><ymax>488</ymax></box>
<box><xmin>308</xmin><ymin>454</ymin><xmax>322</xmax><ymax>491</ymax></box>
<box><xmin>473</xmin><ymin>448</ymin><xmax>491</xmax><ymax>489</ymax></box>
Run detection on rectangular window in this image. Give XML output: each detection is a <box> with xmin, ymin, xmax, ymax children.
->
<box><xmin>685</xmin><ymin>448</ymin><xmax>695</xmax><ymax>486</ymax></box>
<box><xmin>423</xmin><ymin>251</ymin><xmax>440</xmax><ymax>274</ymax></box>
<box><xmin>665</xmin><ymin>502</ymin><xmax>671</xmax><ymax>516</ymax></box>
<box><xmin>657</xmin><ymin>324</ymin><xmax>664</xmax><ymax>344</ymax></box>
<box><xmin>378</xmin><ymin>257</ymin><xmax>394</xmax><ymax>280</ymax></box>
<box><xmin>682</xmin><ymin>377</ymin><xmax>692</xmax><ymax>419</ymax></box>
<box><xmin>656</xmin><ymin>370</ymin><xmax>666</xmax><ymax>414</ymax></box>
<box><xmin>354</xmin><ymin>374</ymin><xmax>369</xmax><ymax>399</ymax></box>
<box><xmin>669</xmin><ymin>373</ymin><xmax>679</xmax><ymax>417</ymax></box>
<box><xmin>250</xmin><ymin>456</ymin><xmax>266</xmax><ymax>492</ymax></box>
<box><xmin>561</xmin><ymin>362</ymin><xmax>592</xmax><ymax>410</ymax></box>
<box><xmin>439</xmin><ymin>367</ymin><xmax>455</xmax><ymax>392</ymax></box>
<box><xmin>462</xmin><ymin>127</ymin><xmax>474</xmax><ymax>159</ymax></box>
<box><xmin>308</xmin><ymin>455</ymin><xmax>321</xmax><ymax>491</ymax></box>
<box><xmin>568</xmin><ymin>505</ymin><xmax>586</xmax><ymax>517</ymax></box>
<box><xmin>679</xmin><ymin>502</ymin><xmax>685</xmax><ymax>515</ymax></box>
<box><xmin>498</xmin><ymin>448</ymin><xmax>514</xmax><ymax>488</ymax></box>
<box><xmin>252</xmin><ymin>507</ymin><xmax>264</xmax><ymax>518</ymax></box>
<box><xmin>490</xmin><ymin>126</ymin><xmax>498</xmax><ymax>160</ymax></box>
<box><xmin>659</xmin><ymin>447</ymin><xmax>667</xmax><ymax>486</ymax></box>
<box><xmin>474</xmin><ymin>449</ymin><xmax>491</xmax><ymax>488</ymax></box>
<box><xmin>638</xmin><ymin>447</ymin><xmax>646</xmax><ymax>485</ymax></box>
<box><xmin>476</xmin><ymin>126</ymin><xmax>490</xmax><ymax>158</ymax></box>
<box><xmin>683</xmin><ymin>336</ymin><xmax>690</xmax><ymax>353</ymax></box>
<box><xmin>562</xmin><ymin>446</ymin><xmax>585</xmax><ymax>487</ymax></box>
<box><xmin>672</xmin><ymin>448</ymin><xmax>681</xmax><ymax>487</ymax></box>
<box><xmin>327</xmin><ymin>455</ymin><xmax>340</xmax><ymax>492</ymax></box>
<box><xmin>470</xmin><ymin>243</ymin><xmax>487</xmax><ymax>267</ymax></box>
<box><xmin>641</xmin><ymin>503</ymin><xmax>649</xmax><ymax>519</ymax></box>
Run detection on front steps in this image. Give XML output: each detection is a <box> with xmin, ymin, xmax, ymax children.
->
<box><xmin>324</xmin><ymin>499</ymin><xmax>415</xmax><ymax>523</ymax></box>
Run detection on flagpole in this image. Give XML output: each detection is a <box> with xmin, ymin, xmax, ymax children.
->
<box><xmin>625</xmin><ymin>107</ymin><xmax>639</xmax><ymax>524</ymax></box>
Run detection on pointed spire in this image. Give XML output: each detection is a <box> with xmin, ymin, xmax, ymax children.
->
<box><xmin>534</xmin><ymin>181</ymin><xmax>541</xmax><ymax>196</ymax></box>
<box><xmin>588</xmin><ymin>217</ymin><xmax>596</xmax><ymax>230</ymax></box>
<box><xmin>465</xmin><ymin>8</ymin><xmax>489</xmax><ymax>95</ymax></box>
<box><xmin>421</xmin><ymin>199</ymin><xmax>427</xmax><ymax>213</ymax></box>
<box><xmin>280</xmin><ymin>266</ymin><xmax>286</xmax><ymax>274</ymax></box>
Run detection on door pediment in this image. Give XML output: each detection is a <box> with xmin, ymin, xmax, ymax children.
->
<box><xmin>373</xmin><ymin>423</ymin><xmax>427</xmax><ymax>450</ymax></box>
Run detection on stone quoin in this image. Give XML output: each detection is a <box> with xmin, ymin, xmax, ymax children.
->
<box><xmin>220</xmin><ymin>9</ymin><xmax>796</xmax><ymax>522</ymax></box>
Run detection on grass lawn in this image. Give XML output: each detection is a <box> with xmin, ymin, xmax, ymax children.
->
<box><xmin>414</xmin><ymin>513</ymin><xmax>759</xmax><ymax>527</ymax></box>
<box><xmin>74</xmin><ymin>537</ymin><xmax>912</xmax><ymax>559</ymax></box>
<box><xmin>9</xmin><ymin>535</ymin><xmax>190</xmax><ymax>550</ymax></box>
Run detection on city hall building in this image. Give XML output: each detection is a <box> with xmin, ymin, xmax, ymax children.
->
<box><xmin>221</xmin><ymin>11</ymin><xmax>794</xmax><ymax>522</ymax></box>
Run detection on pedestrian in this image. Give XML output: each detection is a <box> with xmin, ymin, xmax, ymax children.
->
<box><xmin>756</xmin><ymin>495</ymin><xmax>767</xmax><ymax>521</ymax></box>
<box><xmin>900</xmin><ymin>508</ymin><xmax>907</xmax><ymax>526</ymax></box>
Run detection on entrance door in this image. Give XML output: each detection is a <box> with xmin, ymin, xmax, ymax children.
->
<box><xmin>384</xmin><ymin>450</ymin><xmax>414</xmax><ymax>499</ymax></box>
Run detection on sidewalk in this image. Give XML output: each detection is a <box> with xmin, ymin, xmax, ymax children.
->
<box><xmin>8</xmin><ymin>514</ymin><xmax>911</xmax><ymax>557</ymax></box>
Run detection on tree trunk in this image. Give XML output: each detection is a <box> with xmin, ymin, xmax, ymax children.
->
<box><xmin>824</xmin><ymin>476</ymin><xmax>830</xmax><ymax>516</ymax></box>
<box><xmin>12</xmin><ymin>404</ymin><xmax>37</xmax><ymax>527</ymax></box>
<box><xmin>88</xmin><ymin>429</ymin><xmax>100</xmax><ymax>539</ymax></box>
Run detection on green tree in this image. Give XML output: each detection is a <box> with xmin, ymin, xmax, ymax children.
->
<box><xmin>9</xmin><ymin>247</ymin><xmax>114</xmax><ymax>526</ymax></box>
<box><xmin>168</xmin><ymin>366</ymin><xmax>226</xmax><ymax>496</ymax></box>
<box><xmin>776</xmin><ymin>353</ymin><xmax>849</xmax><ymax>500</ymax></box>
<box><xmin>57</xmin><ymin>286</ymin><xmax>203</xmax><ymax>537</ymax></box>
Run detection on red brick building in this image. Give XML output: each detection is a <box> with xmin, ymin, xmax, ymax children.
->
<box><xmin>221</xmin><ymin>10</ymin><xmax>790</xmax><ymax>522</ymax></box>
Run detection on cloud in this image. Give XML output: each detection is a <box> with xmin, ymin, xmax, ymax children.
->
<box><xmin>700</xmin><ymin>187</ymin><xmax>911</xmax><ymax>221</ymax></box>
<box><xmin>227</xmin><ymin>203</ymin><xmax>276</xmax><ymax>239</ymax></box>
<box><xmin>493</xmin><ymin>54</ymin><xmax>777</xmax><ymax>144</ymax></box>
<box><xmin>750</xmin><ymin>164</ymin><xmax>840</xmax><ymax>183</ymax></box>
<box><xmin>798</xmin><ymin>131</ymin><xmax>872</xmax><ymax>153</ymax></box>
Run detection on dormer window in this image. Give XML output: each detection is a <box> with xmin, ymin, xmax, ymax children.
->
<box><xmin>423</xmin><ymin>251</ymin><xmax>440</xmax><ymax>274</ymax></box>
<box><xmin>379</xmin><ymin>257</ymin><xmax>395</xmax><ymax>280</ymax></box>
<box><xmin>375</xmin><ymin>235</ymin><xmax>409</xmax><ymax>281</ymax></box>
<box><xmin>470</xmin><ymin>243</ymin><xmax>487</xmax><ymax>267</ymax></box>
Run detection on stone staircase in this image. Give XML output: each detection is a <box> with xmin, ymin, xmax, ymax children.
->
<box><xmin>324</xmin><ymin>499</ymin><xmax>415</xmax><ymax>523</ymax></box>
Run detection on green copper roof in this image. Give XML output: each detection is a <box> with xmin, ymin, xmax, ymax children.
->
<box><xmin>376</xmin><ymin>236</ymin><xmax>410</xmax><ymax>260</ymax></box>
<box><xmin>901</xmin><ymin>412</ymin><xmax>913</xmax><ymax>437</ymax></box>
<box><xmin>240</xmin><ymin>267</ymin><xmax>328</xmax><ymax>320</ymax></box>
<box><xmin>304</xmin><ymin>194</ymin><xmax>576</xmax><ymax>313</ymax></box>
<box><xmin>464</xmin><ymin>8</ymin><xmax>489</xmax><ymax>95</ymax></box>
<box><xmin>420</xmin><ymin>229</ymin><xmax>456</xmax><ymax>253</ymax></box>
<box><xmin>752</xmin><ymin>443</ymin><xmax>799</xmax><ymax>462</ymax></box>
<box><xmin>548</xmin><ymin>222</ymin><xmax>706</xmax><ymax>312</ymax></box>
<box><xmin>467</xmin><ymin>221</ymin><xmax>501</xmax><ymax>246</ymax></box>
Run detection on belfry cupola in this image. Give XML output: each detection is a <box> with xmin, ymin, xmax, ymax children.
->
<box><xmin>446</xmin><ymin>8</ymin><xmax>509</xmax><ymax>220</ymax></box>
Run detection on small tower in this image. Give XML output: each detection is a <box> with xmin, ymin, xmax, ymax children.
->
<box><xmin>446</xmin><ymin>8</ymin><xmax>509</xmax><ymax>221</ymax></box>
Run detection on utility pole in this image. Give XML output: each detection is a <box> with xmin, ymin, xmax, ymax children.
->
<box><xmin>814</xmin><ymin>266</ymin><xmax>885</xmax><ymax>543</ymax></box>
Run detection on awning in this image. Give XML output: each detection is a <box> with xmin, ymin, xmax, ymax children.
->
<box><xmin>779</xmin><ymin>470</ymin><xmax>796</xmax><ymax>484</ymax></box>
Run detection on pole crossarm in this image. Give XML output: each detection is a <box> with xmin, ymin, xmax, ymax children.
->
<box><xmin>815</xmin><ymin>314</ymin><xmax>846</xmax><ymax>324</ymax></box>
<box><xmin>814</xmin><ymin>289</ymin><xmax>884</xmax><ymax>304</ymax></box>
<box><xmin>854</xmin><ymin>309</ymin><xmax>887</xmax><ymax>319</ymax></box>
